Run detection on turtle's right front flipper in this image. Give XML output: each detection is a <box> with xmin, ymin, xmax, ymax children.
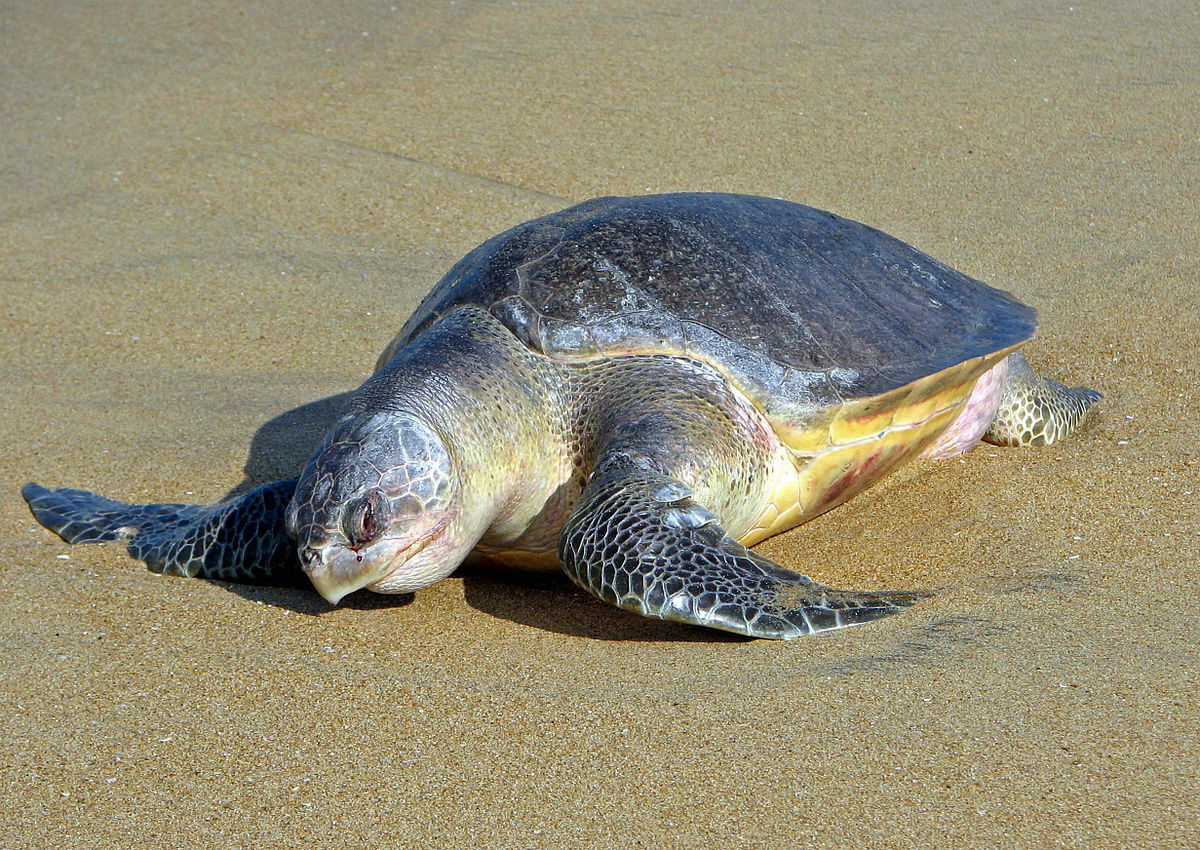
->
<box><xmin>557</xmin><ymin>457</ymin><xmax>923</xmax><ymax>640</ymax></box>
<box><xmin>21</xmin><ymin>480</ymin><xmax>305</xmax><ymax>586</ymax></box>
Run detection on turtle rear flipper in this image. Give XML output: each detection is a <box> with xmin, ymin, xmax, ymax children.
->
<box><xmin>22</xmin><ymin>480</ymin><xmax>305</xmax><ymax>586</ymax></box>
<box><xmin>985</xmin><ymin>351</ymin><xmax>1101</xmax><ymax>447</ymax></box>
<box><xmin>557</xmin><ymin>457</ymin><xmax>924</xmax><ymax>640</ymax></box>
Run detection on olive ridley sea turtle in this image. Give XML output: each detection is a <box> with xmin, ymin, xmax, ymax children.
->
<box><xmin>23</xmin><ymin>193</ymin><xmax>1101</xmax><ymax>639</ymax></box>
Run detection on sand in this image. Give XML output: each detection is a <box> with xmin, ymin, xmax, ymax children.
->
<box><xmin>2</xmin><ymin>1</ymin><xmax>1197</xmax><ymax>847</ymax></box>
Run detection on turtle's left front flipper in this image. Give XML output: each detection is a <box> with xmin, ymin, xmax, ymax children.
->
<box><xmin>557</xmin><ymin>457</ymin><xmax>923</xmax><ymax>639</ymax></box>
<box><xmin>21</xmin><ymin>480</ymin><xmax>305</xmax><ymax>586</ymax></box>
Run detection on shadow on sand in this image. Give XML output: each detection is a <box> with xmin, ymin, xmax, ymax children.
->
<box><xmin>223</xmin><ymin>390</ymin><xmax>355</xmax><ymax>500</ymax></box>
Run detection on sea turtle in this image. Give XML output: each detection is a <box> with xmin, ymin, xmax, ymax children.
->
<box><xmin>22</xmin><ymin>193</ymin><xmax>1100</xmax><ymax>639</ymax></box>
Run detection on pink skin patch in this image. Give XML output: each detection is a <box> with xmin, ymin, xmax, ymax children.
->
<box><xmin>823</xmin><ymin>449</ymin><xmax>885</xmax><ymax>509</ymax></box>
<box><xmin>921</xmin><ymin>357</ymin><xmax>1010</xmax><ymax>460</ymax></box>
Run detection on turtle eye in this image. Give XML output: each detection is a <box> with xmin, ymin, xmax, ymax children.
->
<box><xmin>347</xmin><ymin>490</ymin><xmax>387</xmax><ymax>547</ymax></box>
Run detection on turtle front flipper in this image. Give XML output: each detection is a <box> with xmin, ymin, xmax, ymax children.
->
<box><xmin>21</xmin><ymin>480</ymin><xmax>305</xmax><ymax>586</ymax></box>
<box><xmin>557</xmin><ymin>456</ymin><xmax>923</xmax><ymax>639</ymax></box>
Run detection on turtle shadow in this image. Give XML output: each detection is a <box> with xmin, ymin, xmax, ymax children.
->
<box><xmin>223</xmin><ymin>390</ymin><xmax>355</xmax><ymax>499</ymax></box>
<box><xmin>213</xmin><ymin>578</ymin><xmax>416</xmax><ymax>616</ymax></box>
<box><xmin>458</xmin><ymin>564</ymin><xmax>750</xmax><ymax>643</ymax></box>
<box><xmin>203</xmin><ymin>563</ymin><xmax>739</xmax><ymax>640</ymax></box>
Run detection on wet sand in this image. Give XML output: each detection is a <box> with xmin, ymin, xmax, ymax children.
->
<box><xmin>2</xmin><ymin>1</ymin><xmax>1197</xmax><ymax>847</ymax></box>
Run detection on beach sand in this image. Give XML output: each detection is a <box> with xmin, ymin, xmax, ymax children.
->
<box><xmin>2</xmin><ymin>1</ymin><xmax>1197</xmax><ymax>847</ymax></box>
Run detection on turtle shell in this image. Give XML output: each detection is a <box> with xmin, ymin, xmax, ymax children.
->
<box><xmin>383</xmin><ymin>193</ymin><xmax>1035</xmax><ymax>460</ymax></box>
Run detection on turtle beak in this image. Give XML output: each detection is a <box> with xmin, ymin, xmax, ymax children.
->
<box><xmin>308</xmin><ymin>568</ymin><xmax>356</xmax><ymax>606</ymax></box>
<box><xmin>300</xmin><ymin>543</ymin><xmax>378</xmax><ymax>605</ymax></box>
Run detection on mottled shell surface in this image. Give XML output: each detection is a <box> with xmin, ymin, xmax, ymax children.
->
<box><xmin>381</xmin><ymin>193</ymin><xmax>1035</xmax><ymax>460</ymax></box>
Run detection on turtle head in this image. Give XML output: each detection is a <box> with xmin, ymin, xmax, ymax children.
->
<box><xmin>286</xmin><ymin>411</ymin><xmax>467</xmax><ymax>604</ymax></box>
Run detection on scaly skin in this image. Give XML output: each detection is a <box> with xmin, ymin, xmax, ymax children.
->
<box><xmin>557</xmin><ymin>452</ymin><xmax>923</xmax><ymax>640</ymax></box>
<box><xmin>985</xmin><ymin>350</ymin><xmax>1102</xmax><ymax>447</ymax></box>
<box><xmin>287</xmin><ymin>307</ymin><xmax>574</xmax><ymax>601</ymax></box>
<box><xmin>21</xmin><ymin>480</ymin><xmax>304</xmax><ymax>586</ymax></box>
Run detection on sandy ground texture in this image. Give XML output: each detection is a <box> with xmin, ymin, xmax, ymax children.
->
<box><xmin>2</xmin><ymin>1</ymin><xmax>1197</xmax><ymax>847</ymax></box>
